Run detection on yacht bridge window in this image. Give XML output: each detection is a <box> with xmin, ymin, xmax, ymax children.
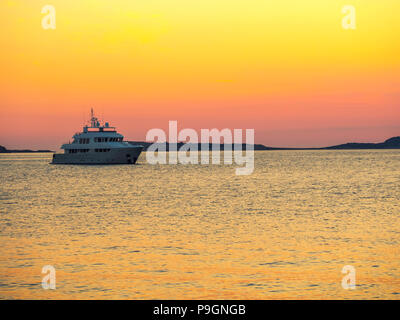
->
<box><xmin>67</xmin><ymin>149</ymin><xmax>89</xmax><ymax>153</ymax></box>
<box><xmin>94</xmin><ymin>137</ymin><xmax>122</xmax><ymax>142</ymax></box>
<box><xmin>79</xmin><ymin>138</ymin><xmax>90</xmax><ymax>144</ymax></box>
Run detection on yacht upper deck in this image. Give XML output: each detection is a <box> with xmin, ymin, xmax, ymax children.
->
<box><xmin>61</xmin><ymin>109</ymin><xmax>128</xmax><ymax>149</ymax></box>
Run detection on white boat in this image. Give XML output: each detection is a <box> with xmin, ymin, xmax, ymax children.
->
<box><xmin>52</xmin><ymin>109</ymin><xmax>143</xmax><ymax>165</ymax></box>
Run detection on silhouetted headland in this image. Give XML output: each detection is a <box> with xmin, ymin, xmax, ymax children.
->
<box><xmin>1</xmin><ymin>136</ymin><xmax>398</xmax><ymax>153</ymax></box>
<box><xmin>128</xmin><ymin>136</ymin><xmax>400</xmax><ymax>151</ymax></box>
<box><xmin>0</xmin><ymin>145</ymin><xmax>53</xmax><ymax>153</ymax></box>
<box><xmin>324</xmin><ymin>136</ymin><xmax>400</xmax><ymax>150</ymax></box>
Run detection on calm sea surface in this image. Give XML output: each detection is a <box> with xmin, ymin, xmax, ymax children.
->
<box><xmin>0</xmin><ymin>150</ymin><xmax>399</xmax><ymax>299</ymax></box>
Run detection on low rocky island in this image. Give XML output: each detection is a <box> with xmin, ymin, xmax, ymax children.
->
<box><xmin>325</xmin><ymin>136</ymin><xmax>400</xmax><ymax>149</ymax></box>
<box><xmin>129</xmin><ymin>136</ymin><xmax>400</xmax><ymax>151</ymax></box>
<box><xmin>1</xmin><ymin>136</ymin><xmax>399</xmax><ymax>153</ymax></box>
<box><xmin>0</xmin><ymin>145</ymin><xmax>53</xmax><ymax>153</ymax></box>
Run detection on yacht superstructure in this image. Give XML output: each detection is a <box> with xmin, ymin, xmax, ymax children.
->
<box><xmin>52</xmin><ymin>109</ymin><xmax>143</xmax><ymax>164</ymax></box>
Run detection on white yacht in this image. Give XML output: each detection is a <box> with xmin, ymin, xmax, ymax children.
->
<box><xmin>52</xmin><ymin>109</ymin><xmax>143</xmax><ymax>165</ymax></box>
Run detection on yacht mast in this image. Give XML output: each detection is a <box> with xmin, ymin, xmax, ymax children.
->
<box><xmin>90</xmin><ymin>108</ymin><xmax>99</xmax><ymax>128</ymax></box>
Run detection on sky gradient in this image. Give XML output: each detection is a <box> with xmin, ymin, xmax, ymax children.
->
<box><xmin>0</xmin><ymin>0</ymin><xmax>399</xmax><ymax>149</ymax></box>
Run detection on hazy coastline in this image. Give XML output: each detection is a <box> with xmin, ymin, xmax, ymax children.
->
<box><xmin>1</xmin><ymin>136</ymin><xmax>399</xmax><ymax>154</ymax></box>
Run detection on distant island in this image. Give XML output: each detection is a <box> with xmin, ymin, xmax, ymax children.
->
<box><xmin>1</xmin><ymin>136</ymin><xmax>399</xmax><ymax>153</ymax></box>
<box><xmin>324</xmin><ymin>136</ymin><xmax>400</xmax><ymax>150</ymax></box>
<box><xmin>0</xmin><ymin>145</ymin><xmax>53</xmax><ymax>153</ymax></box>
<box><xmin>129</xmin><ymin>136</ymin><xmax>400</xmax><ymax>151</ymax></box>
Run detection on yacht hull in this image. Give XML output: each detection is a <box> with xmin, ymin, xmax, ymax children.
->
<box><xmin>51</xmin><ymin>146</ymin><xmax>143</xmax><ymax>165</ymax></box>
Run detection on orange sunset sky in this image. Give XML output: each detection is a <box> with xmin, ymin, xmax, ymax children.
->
<box><xmin>0</xmin><ymin>0</ymin><xmax>399</xmax><ymax>150</ymax></box>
